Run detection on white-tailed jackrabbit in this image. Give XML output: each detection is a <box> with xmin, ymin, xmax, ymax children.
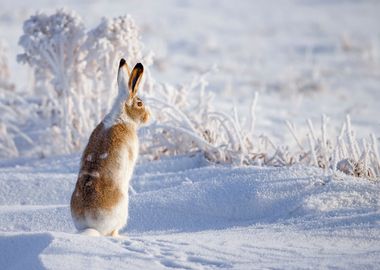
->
<box><xmin>70</xmin><ymin>59</ymin><xmax>150</xmax><ymax>236</ymax></box>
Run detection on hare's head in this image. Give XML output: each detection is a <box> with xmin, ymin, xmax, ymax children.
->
<box><xmin>117</xmin><ymin>59</ymin><xmax>150</xmax><ymax>125</ymax></box>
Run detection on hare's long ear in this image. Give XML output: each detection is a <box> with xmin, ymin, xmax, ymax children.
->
<box><xmin>128</xmin><ymin>63</ymin><xmax>144</xmax><ymax>98</ymax></box>
<box><xmin>117</xmin><ymin>58</ymin><xmax>131</xmax><ymax>95</ymax></box>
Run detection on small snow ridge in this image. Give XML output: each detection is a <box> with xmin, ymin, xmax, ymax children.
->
<box><xmin>0</xmin><ymin>153</ymin><xmax>379</xmax><ymax>269</ymax></box>
<box><xmin>0</xmin><ymin>233</ymin><xmax>53</xmax><ymax>270</ymax></box>
<box><xmin>187</xmin><ymin>255</ymin><xmax>232</xmax><ymax>268</ymax></box>
<box><xmin>127</xmin><ymin>166</ymin><xmax>319</xmax><ymax>232</ymax></box>
<box><xmin>303</xmin><ymin>189</ymin><xmax>378</xmax><ymax>213</ymax></box>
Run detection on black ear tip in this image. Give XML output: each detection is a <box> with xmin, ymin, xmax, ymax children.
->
<box><xmin>135</xmin><ymin>63</ymin><xmax>144</xmax><ymax>70</ymax></box>
<box><xmin>119</xmin><ymin>58</ymin><xmax>126</xmax><ymax>68</ymax></box>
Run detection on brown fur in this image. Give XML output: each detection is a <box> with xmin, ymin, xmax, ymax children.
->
<box><xmin>70</xmin><ymin>122</ymin><xmax>138</xmax><ymax>219</ymax></box>
<box><xmin>125</xmin><ymin>97</ymin><xmax>150</xmax><ymax>124</ymax></box>
<box><xmin>70</xmin><ymin>61</ymin><xmax>150</xmax><ymax>233</ymax></box>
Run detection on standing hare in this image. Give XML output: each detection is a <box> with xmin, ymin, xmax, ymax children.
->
<box><xmin>70</xmin><ymin>59</ymin><xmax>150</xmax><ymax>236</ymax></box>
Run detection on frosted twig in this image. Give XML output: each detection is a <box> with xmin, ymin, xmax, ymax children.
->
<box><xmin>370</xmin><ymin>133</ymin><xmax>380</xmax><ymax>174</ymax></box>
<box><xmin>249</xmin><ymin>91</ymin><xmax>259</xmax><ymax>135</ymax></box>
<box><xmin>209</xmin><ymin>111</ymin><xmax>244</xmax><ymax>152</ymax></box>
<box><xmin>345</xmin><ymin>115</ymin><xmax>359</xmax><ymax>160</ymax></box>
<box><xmin>285</xmin><ymin>121</ymin><xmax>304</xmax><ymax>151</ymax></box>
<box><xmin>151</xmin><ymin>124</ymin><xmax>220</xmax><ymax>152</ymax></box>
<box><xmin>307</xmin><ymin>133</ymin><xmax>318</xmax><ymax>166</ymax></box>
<box><xmin>307</xmin><ymin>118</ymin><xmax>317</xmax><ymax>144</ymax></box>
<box><xmin>321</xmin><ymin>114</ymin><xmax>329</xmax><ymax>168</ymax></box>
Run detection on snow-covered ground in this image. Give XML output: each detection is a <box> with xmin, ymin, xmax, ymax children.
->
<box><xmin>1</xmin><ymin>154</ymin><xmax>379</xmax><ymax>269</ymax></box>
<box><xmin>1</xmin><ymin>0</ymin><xmax>380</xmax><ymax>269</ymax></box>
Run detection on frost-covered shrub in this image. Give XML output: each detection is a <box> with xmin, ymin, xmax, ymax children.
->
<box><xmin>84</xmin><ymin>15</ymin><xmax>152</xmax><ymax>117</ymax></box>
<box><xmin>140</xmin><ymin>69</ymin><xmax>245</xmax><ymax>163</ymax></box>
<box><xmin>140</xmin><ymin>68</ymin><xmax>380</xmax><ymax>181</ymax></box>
<box><xmin>17</xmin><ymin>10</ymin><xmax>86</xmax><ymax>102</ymax></box>
<box><xmin>17</xmin><ymin>9</ymin><xmax>88</xmax><ymax>152</ymax></box>
<box><xmin>17</xmin><ymin>11</ymin><xmax>150</xmax><ymax>153</ymax></box>
<box><xmin>140</xmin><ymin>72</ymin><xmax>296</xmax><ymax>167</ymax></box>
<box><xmin>285</xmin><ymin>115</ymin><xmax>380</xmax><ymax>180</ymax></box>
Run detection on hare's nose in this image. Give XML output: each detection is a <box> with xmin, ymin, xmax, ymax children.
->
<box><xmin>143</xmin><ymin>110</ymin><xmax>151</xmax><ymax>123</ymax></box>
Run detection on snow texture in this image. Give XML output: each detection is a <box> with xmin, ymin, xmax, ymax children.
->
<box><xmin>0</xmin><ymin>154</ymin><xmax>379</xmax><ymax>269</ymax></box>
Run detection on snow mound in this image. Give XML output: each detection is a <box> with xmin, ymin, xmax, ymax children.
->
<box><xmin>0</xmin><ymin>154</ymin><xmax>379</xmax><ymax>269</ymax></box>
<box><xmin>0</xmin><ymin>233</ymin><xmax>53</xmax><ymax>270</ymax></box>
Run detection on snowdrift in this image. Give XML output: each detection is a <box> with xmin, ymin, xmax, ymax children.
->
<box><xmin>0</xmin><ymin>154</ymin><xmax>379</xmax><ymax>269</ymax></box>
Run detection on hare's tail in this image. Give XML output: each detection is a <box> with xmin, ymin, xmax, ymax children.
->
<box><xmin>79</xmin><ymin>228</ymin><xmax>101</xmax><ymax>236</ymax></box>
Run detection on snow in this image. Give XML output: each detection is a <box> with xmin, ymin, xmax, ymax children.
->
<box><xmin>1</xmin><ymin>0</ymin><xmax>380</xmax><ymax>269</ymax></box>
<box><xmin>1</xmin><ymin>154</ymin><xmax>380</xmax><ymax>269</ymax></box>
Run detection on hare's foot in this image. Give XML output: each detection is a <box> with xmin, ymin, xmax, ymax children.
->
<box><xmin>110</xmin><ymin>229</ymin><xmax>119</xmax><ymax>237</ymax></box>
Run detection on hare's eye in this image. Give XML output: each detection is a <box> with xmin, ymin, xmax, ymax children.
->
<box><xmin>137</xmin><ymin>101</ymin><xmax>143</xmax><ymax>107</ymax></box>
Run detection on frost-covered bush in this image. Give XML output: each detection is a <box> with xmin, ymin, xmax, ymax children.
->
<box><xmin>17</xmin><ymin>10</ymin><xmax>88</xmax><ymax>152</ymax></box>
<box><xmin>84</xmin><ymin>15</ymin><xmax>152</xmax><ymax>117</ymax></box>
<box><xmin>140</xmin><ymin>71</ymin><xmax>304</xmax><ymax>167</ymax></box>
<box><xmin>139</xmin><ymin>68</ymin><xmax>380</xmax><ymax>181</ymax></box>
<box><xmin>140</xmin><ymin>72</ymin><xmax>270</xmax><ymax>165</ymax></box>
<box><xmin>17</xmin><ymin>11</ymin><xmax>150</xmax><ymax>153</ymax></box>
<box><xmin>140</xmin><ymin>65</ymin><xmax>379</xmax><ymax>179</ymax></box>
<box><xmin>285</xmin><ymin>115</ymin><xmax>380</xmax><ymax>180</ymax></box>
<box><xmin>17</xmin><ymin>10</ymin><xmax>86</xmax><ymax>95</ymax></box>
